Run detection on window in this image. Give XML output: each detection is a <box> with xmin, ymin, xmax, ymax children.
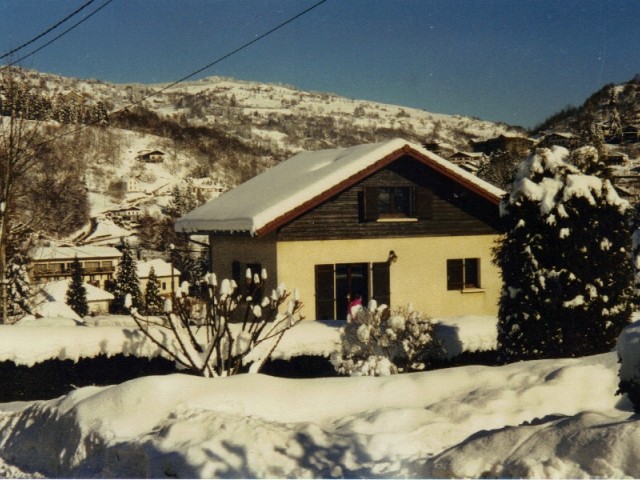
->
<box><xmin>314</xmin><ymin>262</ymin><xmax>390</xmax><ymax>320</ymax></box>
<box><xmin>84</xmin><ymin>261</ymin><xmax>100</xmax><ymax>271</ymax></box>
<box><xmin>363</xmin><ymin>186</ymin><xmax>433</xmax><ymax>221</ymax></box>
<box><xmin>447</xmin><ymin>258</ymin><xmax>480</xmax><ymax>290</ymax></box>
<box><xmin>378</xmin><ymin>187</ymin><xmax>411</xmax><ymax>217</ymax></box>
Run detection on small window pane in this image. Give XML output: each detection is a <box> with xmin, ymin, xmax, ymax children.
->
<box><xmin>464</xmin><ymin>259</ymin><xmax>480</xmax><ymax>288</ymax></box>
<box><xmin>378</xmin><ymin>188</ymin><xmax>392</xmax><ymax>213</ymax></box>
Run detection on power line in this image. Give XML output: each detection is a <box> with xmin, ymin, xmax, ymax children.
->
<box><xmin>29</xmin><ymin>0</ymin><xmax>330</xmax><ymax>148</ymax></box>
<box><xmin>116</xmin><ymin>0</ymin><xmax>329</xmax><ymax>113</ymax></box>
<box><xmin>0</xmin><ymin>0</ymin><xmax>99</xmax><ymax>61</ymax></box>
<box><xmin>1</xmin><ymin>0</ymin><xmax>116</xmax><ymax>71</ymax></box>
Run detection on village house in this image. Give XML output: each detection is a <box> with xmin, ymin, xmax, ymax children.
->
<box><xmin>447</xmin><ymin>151</ymin><xmax>485</xmax><ymax>174</ymax></box>
<box><xmin>472</xmin><ymin>134</ymin><xmax>534</xmax><ymax>157</ymax></box>
<box><xmin>104</xmin><ymin>206</ymin><xmax>142</xmax><ymax>224</ymax></box>
<box><xmin>39</xmin><ymin>279</ymin><xmax>114</xmax><ymax>315</ymax></box>
<box><xmin>136</xmin><ymin>150</ymin><xmax>165</xmax><ymax>163</ymax></box>
<box><xmin>30</xmin><ymin>245</ymin><xmax>122</xmax><ymax>290</ymax></box>
<box><xmin>176</xmin><ymin>139</ymin><xmax>504</xmax><ymax>320</ymax></box>
<box><xmin>537</xmin><ymin>132</ymin><xmax>580</xmax><ymax>150</ymax></box>
<box><xmin>136</xmin><ymin>259</ymin><xmax>181</xmax><ymax>297</ymax></box>
<box><xmin>622</xmin><ymin>125</ymin><xmax>640</xmax><ymax>144</ymax></box>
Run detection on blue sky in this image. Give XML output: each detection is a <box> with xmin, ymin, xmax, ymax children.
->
<box><xmin>0</xmin><ymin>0</ymin><xmax>638</xmax><ymax>129</ymax></box>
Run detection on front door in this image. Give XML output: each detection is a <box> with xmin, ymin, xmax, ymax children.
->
<box><xmin>314</xmin><ymin>262</ymin><xmax>390</xmax><ymax>320</ymax></box>
<box><xmin>336</xmin><ymin>263</ymin><xmax>369</xmax><ymax>320</ymax></box>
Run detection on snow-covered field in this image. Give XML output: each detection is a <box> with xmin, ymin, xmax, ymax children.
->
<box><xmin>0</xmin><ymin>316</ymin><xmax>636</xmax><ymax>478</ymax></box>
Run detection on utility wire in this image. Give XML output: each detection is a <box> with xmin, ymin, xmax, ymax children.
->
<box><xmin>0</xmin><ymin>0</ymin><xmax>99</xmax><ymax>60</ymax></box>
<box><xmin>1</xmin><ymin>0</ymin><xmax>116</xmax><ymax>71</ymax></box>
<box><xmin>29</xmin><ymin>0</ymin><xmax>329</xmax><ymax>148</ymax></box>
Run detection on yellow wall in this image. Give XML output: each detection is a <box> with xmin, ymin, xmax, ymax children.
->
<box><xmin>276</xmin><ymin>235</ymin><xmax>501</xmax><ymax>319</ymax></box>
<box><xmin>210</xmin><ymin>233</ymin><xmax>501</xmax><ymax>319</ymax></box>
<box><xmin>210</xmin><ymin>234</ymin><xmax>278</xmax><ymax>284</ymax></box>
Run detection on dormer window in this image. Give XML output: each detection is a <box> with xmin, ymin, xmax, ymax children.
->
<box><xmin>378</xmin><ymin>187</ymin><xmax>411</xmax><ymax>218</ymax></box>
<box><xmin>363</xmin><ymin>186</ymin><xmax>433</xmax><ymax>221</ymax></box>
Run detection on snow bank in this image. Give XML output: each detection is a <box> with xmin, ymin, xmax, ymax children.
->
<box><xmin>433</xmin><ymin>315</ymin><xmax>497</xmax><ymax>358</ymax></box>
<box><xmin>0</xmin><ymin>352</ymin><xmax>627</xmax><ymax>478</ymax></box>
<box><xmin>0</xmin><ymin>318</ymin><xmax>343</xmax><ymax>367</ymax></box>
<box><xmin>0</xmin><ymin>316</ymin><xmax>496</xmax><ymax>367</ymax></box>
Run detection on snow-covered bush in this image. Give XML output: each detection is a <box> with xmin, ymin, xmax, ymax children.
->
<box><xmin>331</xmin><ymin>302</ymin><xmax>444</xmax><ymax>376</ymax></box>
<box><xmin>616</xmin><ymin>320</ymin><xmax>640</xmax><ymax>412</ymax></box>
<box><xmin>130</xmin><ymin>269</ymin><xmax>303</xmax><ymax>377</ymax></box>
<box><xmin>495</xmin><ymin>146</ymin><xmax>634</xmax><ymax>362</ymax></box>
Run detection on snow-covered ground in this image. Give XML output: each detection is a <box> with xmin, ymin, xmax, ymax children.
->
<box><xmin>0</xmin><ymin>316</ymin><xmax>635</xmax><ymax>478</ymax></box>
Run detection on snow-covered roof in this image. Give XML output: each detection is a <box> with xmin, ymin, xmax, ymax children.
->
<box><xmin>33</xmin><ymin>245</ymin><xmax>122</xmax><ymax>261</ymax></box>
<box><xmin>175</xmin><ymin>138</ymin><xmax>505</xmax><ymax>236</ymax></box>
<box><xmin>40</xmin><ymin>279</ymin><xmax>115</xmax><ymax>303</ymax></box>
<box><xmin>137</xmin><ymin>258</ymin><xmax>180</xmax><ymax>278</ymax></box>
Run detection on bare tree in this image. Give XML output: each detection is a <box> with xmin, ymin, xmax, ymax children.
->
<box><xmin>0</xmin><ymin>69</ymin><xmax>48</xmax><ymax>322</ymax></box>
<box><xmin>130</xmin><ymin>270</ymin><xmax>304</xmax><ymax>377</ymax></box>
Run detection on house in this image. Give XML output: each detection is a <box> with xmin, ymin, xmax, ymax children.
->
<box><xmin>136</xmin><ymin>150</ymin><xmax>165</xmax><ymax>163</ymax></box>
<box><xmin>104</xmin><ymin>206</ymin><xmax>142</xmax><ymax>223</ymax></box>
<box><xmin>125</xmin><ymin>176</ymin><xmax>141</xmax><ymax>193</ymax></box>
<box><xmin>447</xmin><ymin>151</ymin><xmax>485</xmax><ymax>174</ymax></box>
<box><xmin>622</xmin><ymin>125</ymin><xmax>640</xmax><ymax>144</ymax></box>
<box><xmin>472</xmin><ymin>134</ymin><xmax>534</xmax><ymax>157</ymax></box>
<box><xmin>136</xmin><ymin>259</ymin><xmax>181</xmax><ymax>297</ymax></box>
<box><xmin>190</xmin><ymin>177</ymin><xmax>225</xmax><ymax>203</ymax></box>
<box><xmin>38</xmin><ymin>279</ymin><xmax>114</xmax><ymax>315</ymax></box>
<box><xmin>176</xmin><ymin>139</ymin><xmax>505</xmax><ymax>320</ymax></box>
<box><xmin>537</xmin><ymin>132</ymin><xmax>579</xmax><ymax>150</ymax></box>
<box><xmin>30</xmin><ymin>245</ymin><xmax>122</xmax><ymax>290</ymax></box>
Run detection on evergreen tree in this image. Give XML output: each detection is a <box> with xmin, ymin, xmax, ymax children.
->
<box><xmin>66</xmin><ymin>256</ymin><xmax>88</xmax><ymax>317</ymax></box>
<box><xmin>144</xmin><ymin>267</ymin><xmax>164</xmax><ymax>315</ymax></box>
<box><xmin>111</xmin><ymin>239</ymin><xmax>142</xmax><ymax>313</ymax></box>
<box><xmin>477</xmin><ymin>150</ymin><xmax>522</xmax><ymax>190</ymax></box>
<box><xmin>495</xmin><ymin>146</ymin><xmax>634</xmax><ymax>363</ymax></box>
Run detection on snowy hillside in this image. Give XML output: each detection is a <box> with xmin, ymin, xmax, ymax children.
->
<box><xmin>3</xmin><ymin>67</ymin><xmax>523</xmax><ymax>245</ymax></box>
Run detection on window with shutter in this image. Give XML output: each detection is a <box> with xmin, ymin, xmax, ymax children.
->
<box><xmin>447</xmin><ymin>258</ymin><xmax>480</xmax><ymax>290</ymax></box>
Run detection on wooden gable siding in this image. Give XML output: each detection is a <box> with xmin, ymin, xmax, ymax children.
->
<box><xmin>277</xmin><ymin>155</ymin><xmax>501</xmax><ymax>241</ymax></box>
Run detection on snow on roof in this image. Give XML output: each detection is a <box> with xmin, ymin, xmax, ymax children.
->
<box><xmin>175</xmin><ymin>138</ymin><xmax>505</xmax><ymax>236</ymax></box>
<box><xmin>33</xmin><ymin>245</ymin><xmax>122</xmax><ymax>261</ymax></box>
<box><xmin>31</xmin><ymin>301</ymin><xmax>82</xmax><ymax>322</ymax></box>
<box><xmin>137</xmin><ymin>258</ymin><xmax>180</xmax><ymax>278</ymax></box>
<box><xmin>40</xmin><ymin>279</ymin><xmax>114</xmax><ymax>303</ymax></box>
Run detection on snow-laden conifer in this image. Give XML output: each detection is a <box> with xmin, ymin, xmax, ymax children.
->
<box><xmin>66</xmin><ymin>256</ymin><xmax>88</xmax><ymax>317</ymax></box>
<box><xmin>143</xmin><ymin>266</ymin><xmax>164</xmax><ymax>315</ymax></box>
<box><xmin>495</xmin><ymin>146</ymin><xmax>633</xmax><ymax>362</ymax></box>
<box><xmin>110</xmin><ymin>239</ymin><xmax>142</xmax><ymax>313</ymax></box>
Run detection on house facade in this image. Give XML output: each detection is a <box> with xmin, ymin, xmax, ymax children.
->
<box><xmin>30</xmin><ymin>245</ymin><xmax>122</xmax><ymax>290</ymax></box>
<box><xmin>39</xmin><ymin>279</ymin><xmax>114</xmax><ymax>315</ymax></box>
<box><xmin>176</xmin><ymin>139</ymin><xmax>505</xmax><ymax>320</ymax></box>
<box><xmin>136</xmin><ymin>150</ymin><xmax>165</xmax><ymax>163</ymax></box>
<box><xmin>137</xmin><ymin>259</ymin><xmax>181</xmax><ymax>297</ymax></box>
